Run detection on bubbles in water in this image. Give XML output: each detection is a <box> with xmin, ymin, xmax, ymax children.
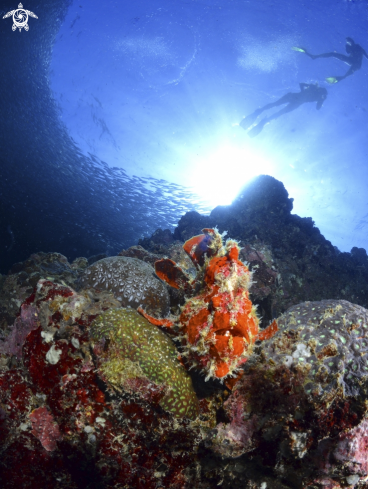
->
<box><xmin>237</xmin><ymin>35</ymin><xmax>297</xmax><ymax>73</ymax></box>
<box><xmin>114</xmin><ymin>36</ymin><xmax>173</xmax><ymax>64</ymax></box>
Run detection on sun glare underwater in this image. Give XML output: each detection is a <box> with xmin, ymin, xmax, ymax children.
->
<box><xmin>48</xmin><ymin>0</ymin><xmax>368</xmax><ymax>254</ymax></box>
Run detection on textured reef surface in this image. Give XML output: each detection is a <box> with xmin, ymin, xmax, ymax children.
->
<box><xmin>210</xmin><ymin>299</ymin><xmax>368</xmax><ymax>488</ymax></box>
<box><xmin>0</xmin><ymin>280</ymin><xmax>211</xmax><ymax>488</ymax></box>
<box><xmin>2</xmin><ymin>277</ymin><xmax>368</xmax><ymax>487</ymax></box>
<box><xmin>2</xmin><ymin>175</ymin><xmax>368</xmax><ymax>488</ymax></box>
<box><xmin>78</xmin><ymin>256</ymin><xmax>170</xmax><ymax>317</ymax></box>
<box><xmin>90</xmin><ymin>307</ymin><xmax>199</xmax><ymax>419</ymax></box>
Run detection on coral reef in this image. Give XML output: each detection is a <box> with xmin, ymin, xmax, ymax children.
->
<box><xmin>0</xmin><ymin>252</ymin><xmax>85</xmax><ymax>331</ymax></box>
<box><xmin>138</xmin><ymin>227</ymin><xmax>176</xmax><ymax>253</ymax></box>
<box><xmin>2</xmin><ymin>265</ymin><xmax>368</xmax><ymax>487</ymax></box>
<box><xmin>90</xmin><ymin>307</ymin><xmax>199</xmax><ymax>419</ymax></box>
<box><xmin>139</xmin><ymin>228</ymin><xmax>277</xmax><ymax>384</ymax></box>
<box><xmin>8</xmin><ymin>251</ymin><xmax>85</xmax><ymax>285</ymax></box>
<box><xmin>2</xmin><ymin>174</ymin><xmax>368</xmax><ymax>487</ymax></box>
<box><xmin>0</xmin><ymin>279</ymin><xmax>213</xmax><ymax>488</ymax></box>
<box><xmin>118</xmin><ymin>244</ymin><xmax>162</xmax><ymax>266</ymax></box>
<box><xmin>0</xmin><ymin>303</ymin><xmax>39</xmax><ymax>359</ymax></box>
<box><xmin>210</xmin><ymin>299</ymin><xmax>368</xmax><ymax>488</ymax></box>
<box><xmin>78</xmin><ymin>256</ymin><xmax>170</xmax><ymax>317</ymax></box>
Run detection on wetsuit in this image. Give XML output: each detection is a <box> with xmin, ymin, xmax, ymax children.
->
<box><xmin>303</xmin><ymin>38</ymin><xmax>368</xmax><ymax>83</ymax></box>
<box><xmin>240</xmin><ymin>83</ymin><xmax>327</xmax><ymax>137</ymax></box>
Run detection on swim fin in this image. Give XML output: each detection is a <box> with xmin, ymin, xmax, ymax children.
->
<box><xmin>291</xmin><ymin>46</ymin><xmax>306</xmax><ymax>53</ymax></box>
<box><xmin>326</xmin><ymin>77</ymin><xmax>338</xmax><ymax>84</ymax></box>
<box><xmin>248</xmin><ymin>122</ymin><xmax>265</xmax><ymax>138</ymax></box>
<box><xmin>240</xmin><ymin>109</ymin><xmax>262</xmax><ymax>130</ymax></box>
<box><xmin>239</xmin><ymin>111</ymin><xmax>258</xmax><ymax>130</ymax></box>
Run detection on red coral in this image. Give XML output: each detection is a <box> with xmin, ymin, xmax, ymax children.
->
<box><xmin>0</xmin><ymin>280</ymin><xmax>210</xmax><ymax>488</ymax></box>
<box><xmin>29</xmin><ymin>407</ymin><xmax>62</xmax><ymax>452</ymax></box>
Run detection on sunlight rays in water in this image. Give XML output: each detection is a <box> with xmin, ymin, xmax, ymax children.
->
<box><xmin>189</xmin><ymin>144</ymin><xmax>273</xmax><ymax>208</ymax></box>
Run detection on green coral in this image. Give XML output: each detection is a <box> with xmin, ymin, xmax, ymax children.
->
<box><xmin>90</xmin><ymin>308</ymin><xmax>198</xmax><ymax>419</ymax></box>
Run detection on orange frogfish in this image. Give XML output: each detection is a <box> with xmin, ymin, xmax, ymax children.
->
<box><xmin>139</xmin><ymin>228</ymin><xmax>277</xmax><ymax>389</ymax></box>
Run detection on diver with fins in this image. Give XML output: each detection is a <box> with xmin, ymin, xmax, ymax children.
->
<box><xmin>240</xmin><ymin>83</ymin><xmax>327</xmax><ymax>138</ymax></box>
<box><xmin>292</xmin><ymin>37</ymin><xmax>368</xmax><ymax>84</ymax></box>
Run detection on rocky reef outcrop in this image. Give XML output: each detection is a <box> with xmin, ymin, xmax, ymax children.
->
<box><xmin>210</xmin><ymin>299</ymin><xmax>368</xmax><ymax>488</ymax></box>
<box><xmin>139</xmin><ymin>175</ymin><xmax>368</xmax><ymax>328</ymax></box>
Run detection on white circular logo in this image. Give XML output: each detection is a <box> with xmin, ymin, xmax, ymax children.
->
<box><xmin>12</xmin><ymin>7</ymin><xmax>29</xmax><ymax>31</ymax></box>
<box><xmin>2</xmin><ymin>3</ymin><xmax>38</xmax><ymax>32</ymax></box>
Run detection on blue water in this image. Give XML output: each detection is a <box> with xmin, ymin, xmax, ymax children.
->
<box><xmin>1</xmin><ymin>0</ymin><xmax>367</xmax><ymax>273</ymax></box>
<box><xmin>49</xmin><ymin>0</ymin><xmax>368</xmax><ymax>253</ymax></box>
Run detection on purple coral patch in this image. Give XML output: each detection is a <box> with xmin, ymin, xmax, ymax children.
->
<box><xmin>0</xmin><ymin>304</ymin><xmax>40</xmax><ymax>358</ymax></box>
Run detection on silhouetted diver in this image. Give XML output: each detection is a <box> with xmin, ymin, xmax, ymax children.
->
<box><xmin>240</xmin><ymin>83</ymin><xmax>327</xmax><ymax>138</ymax></box>
<box><xmin>292</xmin><ymin>38</ymin><xmax>368</xmax><ymax>84</ymax></box>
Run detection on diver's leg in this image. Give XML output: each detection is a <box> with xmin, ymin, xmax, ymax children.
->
<box><xmin>241</xmin><ymin>94</ymin><xmax>294</xmax><ymax>130</ymax></box>
<box><xmin>326</xmin><ymin>65</ymin><xmax>355</xmax><ymax>84</ymax></box>
<box><xmin>263</xmin><ymin>102</ymin><xmax>299</xmax><ymax>122</ymax></box>
<box><xmin>259</xmin><ymin>93</ymin><xmax>294</xmax><ymax>111</ymax></box>
<box><xmin>303</xmin><ymin>50</ymin><xmax>318</xmax><ymax>60</ymax></box>
<box><xmin>247</xmin><ymin>118</ymin><xmax>268</xmax><ymax>137</ymax></box>
<box><xmin>248</xmin><ymin>103</ymin><xmax>299</xmax><ymax>138</ymax></box>
<box><xmin>292</xmin><ymin>47</ymin><xmax>350</xmax><ymax>62</ymax></box>
<box><xmin>292</xmin><ymin>47</ymin><xmax>317</xmax><ymax>59</ymax></box>
<box><xmin>313</xmin><ymin>52</ymin><xmax>351</xmax><ymax>63</ymax></box>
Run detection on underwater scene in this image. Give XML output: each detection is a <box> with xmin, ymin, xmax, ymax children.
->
<box><xmin>1</xmin><ymin>0</ymin><xmax>368</xmax><ymax>487</ymax></box>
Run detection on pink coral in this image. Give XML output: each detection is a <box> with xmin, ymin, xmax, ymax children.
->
<box><xmin>29</xmin><ymin>407</ymin><xmax>62</xmax><ymax>452</ymax></box>
<box><xmin>0</xmin><ymin>304</ymin><xmax>39</xmax><ymax>358</ymax></box>
<box><xmin>332</xmin><ymin>418</ymin><xmax>368</xmax><ymax>477</ymax></box>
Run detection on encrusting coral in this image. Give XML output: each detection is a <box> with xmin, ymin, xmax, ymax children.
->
<box><xmin>90</xmin><ymin>307</ymin><xmax>199</xmax><ymax>419</ymax></box>
<box><xmin>211</xmin><ymin>299</ymin><xmax>368</xmax><ymax>488</ymax></box>
<box><xmin>139</xmin><ymin>228</ymin><xmax>278</xmax><ymax>387</ymax></box>
<box><xmin>0</xmin><ymin>279</ymin><xmax>207</xmax><ymax>488</ymax></box>
<box><xmin>78</xmin><ymin>256</ymin><xmax>170</xmax><ymax>317</ymax></box>
<box><xmin>29</xmin><ymin>406</ymin><xmax>62</xmax><ymax>452</ymax></box>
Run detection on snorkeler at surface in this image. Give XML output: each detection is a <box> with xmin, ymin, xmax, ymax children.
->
<box><xmin>240</xmin><ymin>83</ymin><xmax>327</xmax><ymax>138</ymax></box>
<box><xmin>292</xmin><ymin>37</ymin><xmax>368</xmax><ymax>84</ymax></box>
